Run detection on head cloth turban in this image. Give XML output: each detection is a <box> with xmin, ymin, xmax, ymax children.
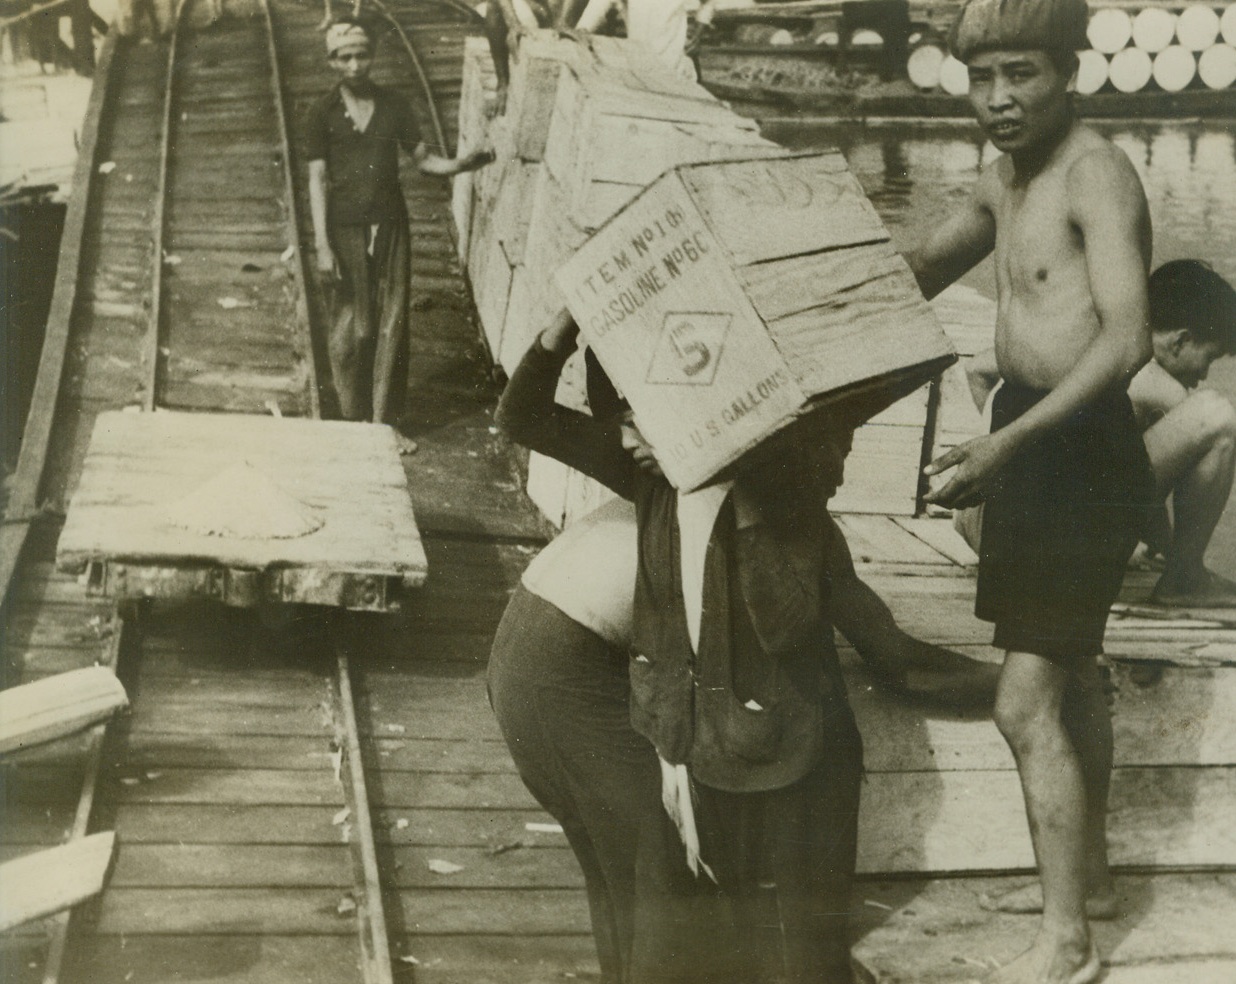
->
<box><xmin>948</xmin><ymin>0</ymin><xmax>1089</xmax><ymax>62</ymax></box>
<box><xmin>326</xmin><ymin>21</ymin><xmax>372</xmax><ymax>55</ymax></box>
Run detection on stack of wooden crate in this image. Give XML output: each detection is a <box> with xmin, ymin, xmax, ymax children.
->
<box><xmin>454</xmin><ymin>32</ymin><xmax>964</xmax><ymax>524</ymax></box>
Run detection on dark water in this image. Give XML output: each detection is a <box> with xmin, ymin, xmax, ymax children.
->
<box><xmin>764</xmin><ymin>118</ymin><xmax>1236</xmax><ymax>577</ymax></box>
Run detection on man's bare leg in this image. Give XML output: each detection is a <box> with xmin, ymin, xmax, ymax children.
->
<box><xmin>988</xmin><ymin>652</ymin><xmax>1099</xmax><ymax>984</ymax></box>
<box><xmin>982</xmin><ymin>658</ymin><xmax>1117</xmax><ymax>920</ymax></box>
<box><xmin>1144</xmin><ymin>389</ymin><xmax>1236</xmax><ymax>606</ymax></box>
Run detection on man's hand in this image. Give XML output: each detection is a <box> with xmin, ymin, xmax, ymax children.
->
<box><xmin>539</xmin><ymin>308</ymin><xmax>579</xmax><ymax>355</ymax></box>
<box><xmin>315</xmin><ymin>243</ymin><xmax>338</xmax><ymax>278</ymax></box>
<box><xmin>463</xmin><ymin>149</ymin><xmax>497</xmax><ymax>171</ymax></box>
<box><xmin>923</xmin><ymin>431</ymin><xmax>1015</xmax><ymax>510</ymax></box>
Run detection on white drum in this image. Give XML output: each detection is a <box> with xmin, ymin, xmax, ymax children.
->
<box><xmin>1198</xmin><ymin>42</ymin><xmax>1236</xmax><ymax>87</ymax></box>
<box><xmin>1223</xmin><ymin>4</ymin><xmax>1236</xmax><ymax>45</ymax></box>
<box><xmin>939</xmin><ymin>54</ymin><xmax>970</xmax><ymax>96</ymax></box>
<box><xmin>1109</xmin><ymin>46</ymin><xmax>1154</xmax><ymax>91</ymax></box>
<box><xmin>1076</xmin><ymin>49</ymin><xmax>1110</xmax><ymax>94</ymax></box>
<box><xmin>1087</xmin><ymin>8</ymin><xmax>1133</xmax><ymax>54</ymax></box>
<box><xmin>907</xmin><ymin>43</ymin><xmax>946</xmax><ymax>91</ymax></box>
<box><xmin>1132</xmin><ymin>7</ymin><xmax>1178</xmax><ymax>53</ymax></box>
<box><xmin>1152</xmin><ymin>45</ymin><xmax>1198</xmax><ymax>91</ymax></box>
<box><xmin>1177</xmin><ymin>4</ymin><xmax>1221</xmax><ymax>50</ymax></box>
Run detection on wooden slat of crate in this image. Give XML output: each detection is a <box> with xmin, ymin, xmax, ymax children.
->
<box><xmin>542</xmin><ymin>67</ymin><xmax>760</xmax><ymax>214</ymax></box>
<box><xmin>499</xmin><ymin>170</ymin><xmax>587</xmax><ymax>373</ymax></box>
<box><xmin>681</xmin><ymin>153</ymin><xmax>888</xmax><ymax>266</ymax></box>
<box><xmin>495</xmin><ymin>161</ymin><xmax>544</xmax><ymax>269</ymax></box>
<box><xmin>56</xmin><ymin>411</ymin><xmax>427</xmax><ymax>582</ymax></box>
<box><xmin>452</xmin><ymin>37</ymin><xmax>497</xmax><ymax>261</ymax></box>
<box><xmin>589</xmin><ymin>116</ymin><xmax>779</xmax><ymax>188</ymax></box>
<box><xmin>750</xmin><ymin>247</ymin><xmax>949</xmax><ymax>400</ymax></box>
<box><xmin>502</xmin><ymin>33</ymin><xmax>584</xmax><ymax>162</ymax></box>
<box><xmin>473</xmin><ymin>224</ymin><xmax>516</xmax><ymax>357</ymax></box>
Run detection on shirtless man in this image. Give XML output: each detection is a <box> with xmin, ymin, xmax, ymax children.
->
<box><xmin>965</xmin><ymin>259</ymin><xmax>1236</xmax><ymax>608</ymax></box>
<box><xmin>1130</xmin><ymin>260</ymin><xmax>1236</xmax><ymax>605</ymax></box>
<box><xmin>905</xmin><ymin>1</ymin><xmax>1155</xmax><ymax>981</ymax></box>
<box><xmin>485</xmin><ymin>0</ymin><xmax>588</xmax><ymax>114</ymax></box>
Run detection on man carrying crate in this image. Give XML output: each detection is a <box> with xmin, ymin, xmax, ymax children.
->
<box><xmin>905</xmin><ymin>0</ymin><xmax>1156</xmax><ymax>981</ymax></box>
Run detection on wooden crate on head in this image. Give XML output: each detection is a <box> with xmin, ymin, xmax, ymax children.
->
<box><xmin>556</xmin><ymin>153</ymin><xmax>957</xmax><ymax>501</ymax></box>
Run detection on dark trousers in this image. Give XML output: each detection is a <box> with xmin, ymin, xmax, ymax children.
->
<box><xmin>326</xmin><ymin>214</ymin><xmax>410</xmax><ymax>424</ymax></box>
<box><xmin>630</xmin><ymin>695</ymin><xmax>863</xmax><ymax>984</ymax></box>
<box><xmin>489</xmin><ymin>587</ymin><xmax>666</xmax><ymax>984</ymax></box>
<box><xmin>489</xmin><ymin>588</ymin><xmax>863</xmax><ymax>984</ymax></box>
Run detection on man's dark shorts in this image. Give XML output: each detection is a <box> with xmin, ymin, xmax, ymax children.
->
<box><xmin>976</xmin><ymin>384</ymin><xmax>1156</xmax><ymax>665</ymax></box>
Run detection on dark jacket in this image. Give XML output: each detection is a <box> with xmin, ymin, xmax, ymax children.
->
<box><xmin>497</xmin><ymin>340</ymin><xmax>850</xmax><ymax>793</ymax></box>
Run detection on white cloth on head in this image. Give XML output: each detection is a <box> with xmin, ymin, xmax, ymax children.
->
<box><xmin>325</xmin><ymin>22</ymin><xmax>371</xmax><ymax>55</ymax></box>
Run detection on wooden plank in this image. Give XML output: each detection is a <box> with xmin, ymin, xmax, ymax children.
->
<box><xmin>56</xmin><ymin>936</ymin><xmax>363</xmax><ymax>984</ymax></box>
<box><xmin>112</xmin><ymin>804</ymin><xmax>352</xmax><ymax>845</ymax></box>
<box><xmin>385</xmin><ymin>846</ymin><xmax>585</xmax><ymax>890</ymax></box>
<box><xmin>835</xmin><ymin>515</ymin><xmax>949</xmax><ymax>567</ymax></box>
<box><xmin>831</xmin><ymin>424</ymin><xmax>926</xmax><ymax>516</ymax></box>
<box><xmin>893</xmin><ymin>516</ymin><xmax>978</xmax><ymax>567</ymax></box>
<box><xmin>112</xmin><ymin>768</ymin><xmax>343</xmax><ymax>807</ymax></box>
<box><xmin>123</xmin><ymin>733</ymin><xmax>338</xmax><ymax>771</ymax></box>
<box><xmin>387</xmin><ymin>888</ymin><xmax>591</xmax><ymax>936</ymax></box>
<box><xmin>847</xmin><ymin>658</ymin><xmax>1236</xmax><ymax>771</ymax></box>
<box><xmin>110</xmin><ymin>803</ymin><xmax>554</xmax><ymax>848</ymax></box>
<box><xmin>95</xmin><ymin>888</ymin><xmax>357</xmax><ymax>936</ymax></box>
<box><xmin>0</xmin><ymin>667</ymin><xmax>127</xmax><ymax>756</ymax></box>
<box><xmin>0</xmin><ymin>832</ymin><xmax>115</xmax><ymax>932</ymax></box>
<box><xmin>110</xmin><ymin>844</ymin><xmax>352</xmax><ymax>888</ymax></box>
<box><xmin>853</xmin><ymin>873</ymin><xmax>1236</xmax><ymax>983</ymax></box>
<box><xmin>1</xmin><ymin>29</ymin><xmax>119</xmax><ymax>600</ymax></box>
<box><xmin>857</xmin><ymin>765</ymin><xmax>1236</xmax><ymax>874</ymax></box>
<box><xmin>385</xmin><ymin>935</ymin><xmax>599</xmax><ymax>984</ymax></box>
<box><xmin>56</xmin><ymin>412</ymin><xmax>428</xmax><ymax>578</ymax></box>
<box><xmin>128</xmin><ymin>698</ymin><xmax>338</xmax><ymax>739</ymax></box>
<box><xmin>370</xmin><ymin>773</ymin><xmax>538</xmax><ymax>812</ymax></box>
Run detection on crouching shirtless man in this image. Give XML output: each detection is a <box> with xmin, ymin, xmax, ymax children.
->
<box><xmin>905</xmin><ymin>0</ymin><xmax>1156</xmax><ymax>981</ymax></box>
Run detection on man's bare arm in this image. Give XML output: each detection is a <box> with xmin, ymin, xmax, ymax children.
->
<box><xmin>574</xmin><ymin>0</ymin><xmax>618</xmax><ymax>33</ymax></box>
<box><xmin>903</xmin><ymin>179</ymin><xmax>997</xmax><ymax>301</ymax></box>
<box><xmin>412</xmin><ymin>143</ymin><xmax>496</xmax><ymax>176</ymax></box>
<box><xmin>925</xmin><ymin>150</ymin><xmax>1152</xmax><ymax>508</ymax></box>
<box><xmin>307</xmin><ymin>159</ymin><xmax>336</xmax><ymax>276</ymax></box>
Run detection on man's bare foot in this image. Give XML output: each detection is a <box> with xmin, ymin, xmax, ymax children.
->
<box><xmin>987</xmin><ymin>934</ymin><xmax>1099</xmax><ymax>984</ymax></box>
<box><xmin>396</xmin><ymin>435</ymin><xmax>418</xmax><ymax>456</ymax></box>
<box><xmin>979</xmin><ymin>883</ymin><xmax>1118</xmax><ymax>920</ymax></box>
<box><xmin>1150</xmin><ymin>568</ymin><xmax>1236</xmax><ymax>608</ymax></box>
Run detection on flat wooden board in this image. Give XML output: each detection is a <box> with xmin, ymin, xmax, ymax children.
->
<box><xmin>0</xmin><ymin>832</ymin><xmax>116</xmax><ymax>932</ymax></box>
<box><xmin>56</xmin><ymin>411</ymin><xmax>428</xmax><ymax>581</ymax></box>
<box><xmin>0</xmin><ymin>667</ymin><xmax>127</xmax><ymax>756</ymax></box>
<box><xmin>853</xmin><ymin>873</ymin><xmax>1236</xmax><ymax>983</ymax></box>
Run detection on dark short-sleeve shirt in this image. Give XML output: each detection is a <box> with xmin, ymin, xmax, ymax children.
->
<box><xmin>306</xmin><ymin>83</ymin><xmax>421</xmax><ymax>226</ymax></box>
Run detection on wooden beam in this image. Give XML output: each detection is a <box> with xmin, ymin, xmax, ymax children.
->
<box><xmin>0</xmin><ymin>666</ymin><xmax>127</xmax><ymax>757</ymax></box>
<box><xmin>2</xmin><ymin>30</ymin><xmax>117</xmax><ymax>601</ymax></box>
<box><xmin>0</xmin><ymin>832</ymin><xmax>116</xmax><ymax>932</ymax></box>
